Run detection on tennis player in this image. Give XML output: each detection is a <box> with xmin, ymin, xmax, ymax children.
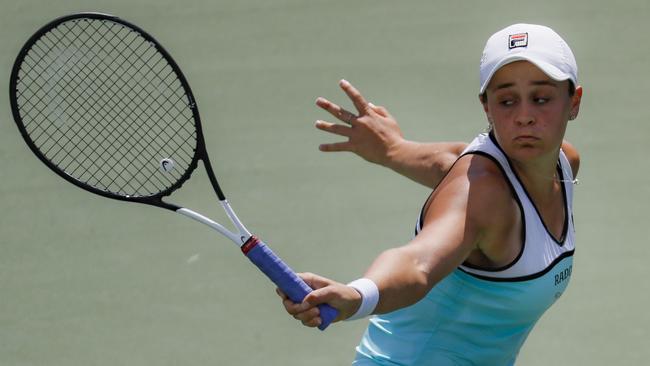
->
<box><xmin>279</xmin><ymin>23</ymin><xmax>583</xmax><ymax>365</ymax></box>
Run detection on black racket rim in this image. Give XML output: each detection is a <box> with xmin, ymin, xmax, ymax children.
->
<box><xmin>10</xmin><ymin>12</ymin><xmax>226</xmax><ymax>209</ymax></box>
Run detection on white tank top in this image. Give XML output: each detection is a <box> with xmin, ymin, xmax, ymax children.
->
<box><xmin>457</xmin><ymin>132</ymin><xmax>575</xmax><ymax>280</ymax></box>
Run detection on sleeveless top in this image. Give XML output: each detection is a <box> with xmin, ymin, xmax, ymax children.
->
<box><xmin>353</xmin><ymin>133</ymin><xmax>576</xmax><ymax>365</ymax></box>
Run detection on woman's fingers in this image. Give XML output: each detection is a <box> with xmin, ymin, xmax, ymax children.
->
<box><xmin>315</xmin><ymin>79</ymin><xmax>371</xmax><ymax>124</ymax></box>
<box><xmin>316</xmin><ymin>97</ymin><xmax>357</xmax><ymax>125</ymax></box>
<box><xmin>315</xmin><ymin>120</ymin><xmax>352</xmax><ymax>137</ymax></box>
<box><xmin>339</xmin><ymin>79</ymin><xmax>370</xmax><ymax>115</ymax></box>
<box><xmin>318</xmin><ymin>141</ymin><xmax>354</xmax><ymax>152</ymax></box>
<box><xmin>368</xmin><ymin>102</ymin><xmax>390</xmax><ymax>118</ymax></box>
<box><xmin>280</xmin><ymin>297</ymin><xmax>322</xmax><ymax>327</ymax></box>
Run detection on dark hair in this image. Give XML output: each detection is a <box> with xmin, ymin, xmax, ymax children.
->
<box><xmin>480</xmin><ymin>81</ymin><xmax>576</xmax><ymax>104</ymax></box>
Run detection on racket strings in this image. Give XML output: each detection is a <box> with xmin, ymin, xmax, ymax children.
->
<box><xmin>57</xmin><ymin>20</ymin><xmax>195</xmax><ymax>190</ymax></box>
<box><xmin>21</xmin><ymin>26</ymin><xmax>169</xmax><ymax>194</ymax></box>
<box><xmin>19</xmin><ymin>24</ymin><xmax>139</xmax><ymax>187</ymax></box>
<box><xmin>34</xmin><ymin>26</ymin><xmax>149</xmax><ymax>184</ymax></box>
<box><xmin>14</xmin><ymin>18</ymin><xmax>198</xmax><ymax>197</ymax></box>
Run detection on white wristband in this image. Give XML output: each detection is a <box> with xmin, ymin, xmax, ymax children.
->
<box><xmin>345</xmin><ymin>278</ymin><xmax>379</xmax><ymax>321</ymax></box>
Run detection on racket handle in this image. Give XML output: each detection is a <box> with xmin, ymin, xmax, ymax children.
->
<box><xmin>242</xmin><ymin>236</ymin><xmax>339</xmax><ymax>331</ymax></box>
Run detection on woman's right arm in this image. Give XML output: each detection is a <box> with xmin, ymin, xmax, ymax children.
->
<box><xmin>279</xmin><ymin>154</ymin><xmax>512</xmax><ymax>326</ymax></box>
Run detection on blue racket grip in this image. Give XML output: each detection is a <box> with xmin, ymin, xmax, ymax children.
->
<box><xmin>242</xmin><ymin>236</ymin><xmax>339</xmax><ymax>330</ymax></box>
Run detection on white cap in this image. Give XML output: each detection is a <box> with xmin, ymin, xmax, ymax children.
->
<box><xmin>479</xmin><ymin>23</ymin><xmax>577</xmax><ymax>94</ymax></box>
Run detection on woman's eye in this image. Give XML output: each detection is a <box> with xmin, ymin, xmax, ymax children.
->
<box><xmin>500</xmin><ymin>99</ymin><xmax>515</xmax><ymax>106</ymax></box>
<box><xmin>534</xmin><ymin>97</ymin><xmax>550</xmax><ymax>104</ymax></box>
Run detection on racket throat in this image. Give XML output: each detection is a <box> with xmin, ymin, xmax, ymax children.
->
<box><xmin>176</xmin><ymin>200</ymin><xmax>252</xmax><ymax>246</ymax></box>
<box><xmin>219</xmin><ymin>200</ymin><xmax>252</xmax><ymax>243</ymax></box>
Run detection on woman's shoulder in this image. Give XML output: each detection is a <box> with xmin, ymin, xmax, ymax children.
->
<box><xmin>437</xmin><ymin>153</ymin><xmax>518</xmax><ymax>228</ymax></box>
<box><xmin>445</xmin><ymin>153</ymin><xmax>511</xmax><ymax>192</ymax></box>
<box><xmin>561</xmin><ymin>140</ymin><xmax>580</xmax><ymax>177</ymax></box>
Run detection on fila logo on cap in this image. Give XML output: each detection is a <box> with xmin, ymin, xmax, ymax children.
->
<box><xmin>508</xmin><ymin>33</ymin><xmax>528</xmax><ymax>49</ymax></box>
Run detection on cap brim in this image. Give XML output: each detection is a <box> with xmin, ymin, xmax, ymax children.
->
<box><xmin>479</xmin><ymin>55</ymin><xmax>572</xmax><ymax>94</ymax></box>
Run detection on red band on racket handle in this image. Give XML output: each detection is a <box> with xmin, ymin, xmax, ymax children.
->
<box><xmin>242</xmin><ymin>236</ymin><xmax>338</xmax><ymax>330</ymax></box>
<box><xmin>241</xmin><ymin>236</ymin><xmax>260</xmax><ymax>255</ymax></box>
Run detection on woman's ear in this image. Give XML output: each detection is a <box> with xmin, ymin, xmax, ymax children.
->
<box><xmin>479</xmin><ymin>94</ymin><xmax>493</xmax><ymax>125</ymax></box>
<box><xmin>569</xmin><ymin>86</ymin><xmax>583</xmax><ymax>120</ymax></box>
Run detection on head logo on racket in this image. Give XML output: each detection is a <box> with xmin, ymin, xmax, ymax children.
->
<box><xmin>160</xmin><ymin>158</ymin><xmax>175</xmax><ymax>173</ymax></box>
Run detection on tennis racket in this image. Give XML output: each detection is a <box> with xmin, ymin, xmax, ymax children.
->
<box><xmin>9</xmin><ymin>12</ymin><xmax>338</xmax><ymax>330</ymax></box>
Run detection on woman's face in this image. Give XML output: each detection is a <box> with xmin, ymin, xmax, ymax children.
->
<box><xmin>482</xmin><ymin>61</ymin><xmax>582</xmax><ymax>165</ymax></box>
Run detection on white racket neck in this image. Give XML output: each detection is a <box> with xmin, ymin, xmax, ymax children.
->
<box><xmin>219</xmin><ymin>200</ymin><xmax>251</xmax><ymax>239</ymax></box>
<box><xmin>176</xmin><ymin>200</ymin><xmax>252</xmax><ymax>246</ymax></box>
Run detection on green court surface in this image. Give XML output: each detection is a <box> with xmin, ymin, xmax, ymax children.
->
<box><xmin>1</xmin><ymin>1</ymin><xmax>648</xmax><ymax>365</ymax></box>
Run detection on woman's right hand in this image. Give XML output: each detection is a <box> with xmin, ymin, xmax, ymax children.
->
<box><xmin>276</xmin><ymin>272</ymin><xmax>362</xmax><ymax>328</ymax></box>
